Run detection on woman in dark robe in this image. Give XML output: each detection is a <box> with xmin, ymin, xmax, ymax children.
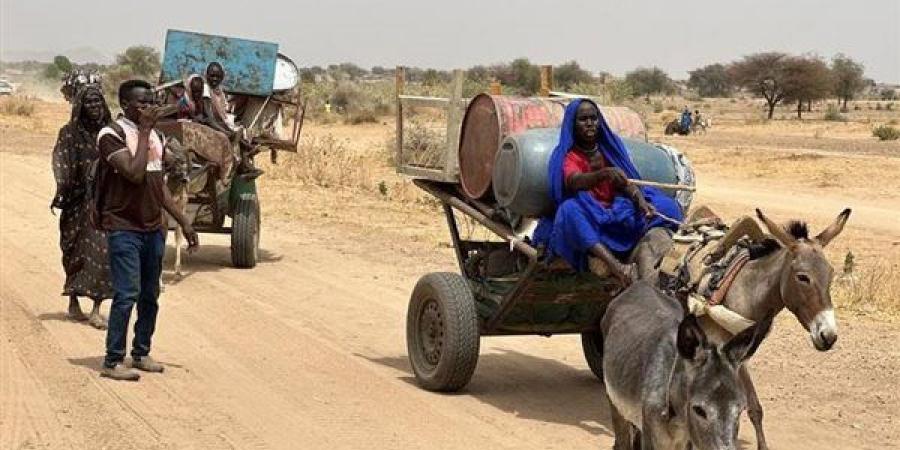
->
<box><xmin>51</xmin><ymin>84</ymin><xmax>113</xmax><ymax>329</ymax></box>
<box><xmin>532</xmin><ymin>99</ymin><xmax>684</xmax><ymax>285</ymax></box>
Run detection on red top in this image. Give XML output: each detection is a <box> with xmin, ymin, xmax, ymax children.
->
<box><xmin>563</xmin><ymin>148</ymin><xmax>615</xmax><ymax>206</ymax></box>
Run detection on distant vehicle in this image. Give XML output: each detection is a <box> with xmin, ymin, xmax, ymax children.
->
<box><xmin>0</xmin><ymin>80</ymin><xmax>14</xmax><ymax>96</ymax></box>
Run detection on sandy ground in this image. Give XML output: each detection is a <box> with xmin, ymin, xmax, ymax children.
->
<box><xmin>1</xmin><ymin>100</ymin><xmax>899</xmax><ymax>449</ymax></box>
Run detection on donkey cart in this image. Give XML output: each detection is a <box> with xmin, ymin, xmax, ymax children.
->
<box><xmin>407</xmin><ymin>179</ymin><xmax>624</xmax><ymax>391</ymax></box>
<box><xmin>156</xmin><ymin>30</ymin><xmax>305</xmax><ymax>269</ymax></box>
<box><xmin>396</xmin><ymin>69</ymin><xmax>695</xmax><ymax>391</ymax></box>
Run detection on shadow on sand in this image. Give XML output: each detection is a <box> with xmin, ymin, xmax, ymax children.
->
<box><xmin>363</xmin><ymin>348</ymin><xmax>615</xmax><ymax>437</ymax></box>
<box><xmin>160</xmin><ymin>243</ymin><xmax>282</xmax><ymax>285</ymax></box>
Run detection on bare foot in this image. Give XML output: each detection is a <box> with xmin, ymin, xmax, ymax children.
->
<box><xmin>88</xmin><ymin>312</ymin><xmax>108</xmax><ymax>330</ymax></box>
<box><xmin>67</xmin><ymin>299</ymin><xmax>88</xmax><ymax>322</ymax></box>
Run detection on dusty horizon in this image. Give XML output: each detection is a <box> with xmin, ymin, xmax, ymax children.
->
<box><xmin>2</xmin><ymin>0</ymin><xmax>898</xmax><ymax>83</ymax></box>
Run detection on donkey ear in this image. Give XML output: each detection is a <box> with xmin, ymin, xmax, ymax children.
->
<box><xmin>677</xmin><ymin>314</ymin><xmax>707</xmax><ymax>361</ymax></box>
<box><xmin>815</xmin><ymin>208</ymin><xmax>851</xmax><ymax>248</ymax></box>
<box><xmin>755</xmin><ymin>209</ymin><xmax>796</xmax><ymax>247</ymax></box>
<box><xmin>724</xmin><ymin>311</ymin><xmax>775</xmax><ymax>365</ymax></box>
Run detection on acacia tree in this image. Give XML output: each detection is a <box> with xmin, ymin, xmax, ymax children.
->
<box><xmin>782</xmin><ymin>56</ymin><xmax>833</xmax><ymax>119</ymax></box>
<box><xmin>625</xmin><ymin>67</ymin><xmax>675</xmax><ymax>98</ymax></box>
<box><xmin>554</xmin><ymin>60</ymin><xmax>594</xmax><ymax>91</ymax></box>
<box><xmin>729</xmin><ymin>52</ymin><xmax>793</xmax><ymax>119</ymax></box>
<box><xmin>831</xmin><ymin>54</ymin><xmax>866</xmax><ymax>111</ymax></box>
<box><xmin>687</xmin><ymin>63</ymin><xmax>733</xmax><ymax>97</ymax></box>
<box><xmin>115</xmin><ymin>46</ymin><xmax>160</xmax><ymax>79</ymax></box>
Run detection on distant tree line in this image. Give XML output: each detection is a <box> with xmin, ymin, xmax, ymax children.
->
<box><xmin>14</xmin><ymin>46</ymin><xmax>888</xmax><ymax>119</ymax></box>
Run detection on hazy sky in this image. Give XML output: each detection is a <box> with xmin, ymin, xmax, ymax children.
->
<box><xmin>2</xmin><ymin>0</ymin><xmax>898</xmax><ymax>82</ymax></box>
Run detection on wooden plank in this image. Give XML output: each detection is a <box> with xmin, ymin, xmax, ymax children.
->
<box><xmin>395</xmin><ymin>66</ymin><xmax>405</xmax><ymax>171</ymax></box>
<box><xmin>399</xmin><ymin>96</ymin><xmax>449</xmax><ymax>108</ymax></box>
<box><xmin>490</xmin><ymin>80</ymin><xmax>502</xmax><ymax>95</ymax></box>
<box><xmin>444</xmin><ymin>69</ymin><xmax>465</xmax><ymax>179</ymax></box>
<box><xmin>540</xmin><ymin>65</ymin><xmax>553</xmax><ymax>97</ymax></box>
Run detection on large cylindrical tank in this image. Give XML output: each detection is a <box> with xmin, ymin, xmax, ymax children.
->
<box><xmin>458</xmin><ymin>94</ymin><xmax>647</xmax><ymax>200</ymax></box>
<box><xmin>492</xmin><ymin>128</ymin><xmax>691</xmax><ymax>217</ymax></box>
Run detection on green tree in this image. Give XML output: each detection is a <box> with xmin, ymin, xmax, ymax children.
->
<box><xmin>554</xmin><ymin>60</ymin><xmax>594</xmax><ymax>91</ymax></box>
<box><xmin>115</xmin><ymin>45</ymin><xmax>161</xmax><ymax>79</ymax></box>
<box><xmin>43</xmin><ymin>63</ymin><xmax>61</xmax><ymax>79</ymax></box>
<box><xmin>625</xmin><ymin>67</ymin><xmax>675</xmax><ymax>98</ymax></box>
<box><xmin>782</xmin><ymin>55</ymin><xmax>833</xmax><ymax>119</ymax></box>
<box><xmin>729</xmin><ymin>52</ymin><xmax>792</xmax><ymax>119</ymax></box>
<box><xmin>53</xmin><ymin>55</ymin><xmax>73</xmax><ymax>73</ymax></box>
<box><xmin>499</xmin><ymin>58</ymin><xmax>540</xmax><ymax>95</ymax></box>
<box><xmin>831</xmin><ymin>54</ymin><xmax>866</xmax><ymax>111</ymax></box>
<box><xmin>687</xmin><ymin>63</ymin><xmax>733</xmax><ymax>98</ymax></box>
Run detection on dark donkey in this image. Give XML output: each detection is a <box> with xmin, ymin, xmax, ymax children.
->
<box><xmin>690</xmin><ymin>208</ymin><xmax>850</xmax><ymax>450</ymax></box>
<box><xmin>602</xmin><ymin>281</ymin><xmax>774</xmax><ymax>449</ymax></box>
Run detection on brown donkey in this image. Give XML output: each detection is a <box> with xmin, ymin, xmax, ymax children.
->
<box><xmin>697</xmin><ymin>208</ymin><xmax>851</xmax><ymax>450</ymax></box>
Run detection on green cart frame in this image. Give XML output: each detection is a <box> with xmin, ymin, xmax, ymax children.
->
<box><xmin>406</xmin><ymin>179</ymin><xmax>622</xmax><ymax>392</ymax></box>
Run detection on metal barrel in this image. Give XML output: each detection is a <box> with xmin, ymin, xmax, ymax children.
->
<box><xmin>492</xmin><ymin>128</ymin><xmax>687</xmax><ymax>217</ymax></box>
<box><xmin>459</xmin><ymin>94</ymin><xmax>648</xmax><ymax>200</ymax></box>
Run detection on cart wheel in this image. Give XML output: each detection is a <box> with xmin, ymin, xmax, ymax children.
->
<box><xmin>231</xmin><ymin>195</ymin><xmax>260</xmax><ymax>268</ymax></box>
<box><xmin>581</xmin><ymin>331</ymin><xmax>604</xmax><ymax>382</ymax></box>
<box><xmin>406</xmin><ymin>272</ymin><xmax>480</xmax><ymax>392</ymax></box>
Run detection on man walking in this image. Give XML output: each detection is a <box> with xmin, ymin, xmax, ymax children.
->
<box><xmin>95</xmin><ymin>79</ymin><xmax>199</xmax><ymax>381</ymax></box>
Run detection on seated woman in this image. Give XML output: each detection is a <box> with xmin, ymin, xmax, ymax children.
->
<box><xmin>533</xmin><ymin>99</ymin><xmax>683</xmax><ymax>285</ymax></box>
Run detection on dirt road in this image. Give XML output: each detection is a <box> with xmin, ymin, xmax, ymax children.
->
<box><xmin>2</xmin><ymin>147</ymin><xmax>898</xmax><ymax>449</ymax></box>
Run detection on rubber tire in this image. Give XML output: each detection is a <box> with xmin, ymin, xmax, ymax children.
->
<box><xmin>406</xmin><ymin>272</ymin><xmax>480</xmax><ymax>392</ymax></box>
<box><xmin>581</xmin><ymin>331</ymin><xmax>605</xmax><ymax>381</ymax></box>
<box><xmin>231</xmin><ymin>196</ymin><xmax>260</xmax><ymax>268</ymax></box>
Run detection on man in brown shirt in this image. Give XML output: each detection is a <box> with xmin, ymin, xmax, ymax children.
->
<box><xmin>96</xmin><ymin>79</ymin><xmax>199</xmax><ymax>381</ymax></box>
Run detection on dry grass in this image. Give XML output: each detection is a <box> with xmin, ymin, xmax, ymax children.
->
<box><xmin>264</xmin><ymin>134</ymin><xmax>375</xmax><ymax>190</ymax></box>
<box><xmin>833</xmin><ymin>259</ymin><xmax>900</xmax><ymax>317</ymax></box>
<box><xmin>0</xmin><ymin>95</ymin><xmax>36</xmax><ymax>117</ymax></box>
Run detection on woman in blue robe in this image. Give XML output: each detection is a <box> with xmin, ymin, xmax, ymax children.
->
<box><xmin>532</xmin><ymin>99</ymin><xmax>683</xmax><ymax>284</ymax></box>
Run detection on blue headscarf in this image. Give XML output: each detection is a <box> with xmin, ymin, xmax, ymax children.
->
<box><xmin>533</xmin><ymin>98</ymin><xmax>682</xmax><ymax>271</ymax></box>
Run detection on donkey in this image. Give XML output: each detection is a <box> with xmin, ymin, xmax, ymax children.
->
<box><xmin>602</xmin><ymin>281</ymin><xmax>774</xmax><ymax>450</ymax></box>
<box><xmin>163</xmin><ymin>139</ymin><xmax>191</xmax><ymax>278</ymax></box>
<box><xmin>686</xmin><ymin>208</ymin><xmax>850</xmax><ymax>449</ymax></box>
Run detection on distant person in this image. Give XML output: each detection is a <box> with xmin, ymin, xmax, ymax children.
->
<box><xmin>51</xmin><ymin>84</ymin><xmax>114</xmax><ymax>329</ymax></box>
<box><xmin>680</xmin><ymin>106</ymin><xmax>692</xmax><ymax>134</ymax></box>
<box><xmin>693</xmin><ymin>109</ymin><xmax>705</xmax><ymax>133</ymax></box>
<box><xmin>95</xmin><ymin>79</ymin><xmax>198</xmax><ymax>381</ymax></box>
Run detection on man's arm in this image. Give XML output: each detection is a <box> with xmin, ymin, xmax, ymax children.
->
<box><xmin>106</xmin><ymin>129</ymin><xmax>151</xmax><ymax>184</ymax></box>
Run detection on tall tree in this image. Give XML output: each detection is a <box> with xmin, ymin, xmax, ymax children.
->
<box><xmin>554</xmin><ymin>60</ymin><xmax>594</xmax><ymax>91</ymax></box>
<box><xmin>831</xmin><ymin>54</ymin><xmax>866</xmax><ymax>111</ymax></box>
<box><xmin>115</xmin><ymin>46</ymin><xmax>160</xmax><ymax>79</ymax></box>
<box><xmin>687</xmin><ymin>63</ymin><xmax>733</xmax><ymax>97</ymax></box>
<box><xmin>782</xmin><ymin>56</ymin><xmax>833</xmax><ymax>119</ymax></box>
<box><xmin>53</xmin><ymin>55</ymin><xmax>73</xmax><ymax>74</ymax></box>
<box><xmin>625</xmin><ymin>67</ymin><xmax>675</xmax><ymax>98</ymax></box>
<box><xmin>729</xmin><ymin>52</ymin><xmax>792</xmax><ymax>119</ymax></box>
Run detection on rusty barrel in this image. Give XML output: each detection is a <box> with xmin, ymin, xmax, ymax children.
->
<box><xmin>458</xmin><ymin>94</ymin><xmax>647</xmax><ymax>199</ymax></box>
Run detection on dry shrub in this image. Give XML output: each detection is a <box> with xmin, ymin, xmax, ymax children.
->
<box><xmin>395</xmin><ymin>119</ymin><xmax>446</xmax><ymax>169</ymax></box>
<box><xmin>872</xmin><ymin>125</ymin><xmax>900</xmax><ymax>141</ymax></box>
<box><xmin>823</xmin><ymin>105</ymin><xmax>847</xmax><ymax>122</ymax></box>
<box><xmin>0</xmin><ymin>95</ymin><xmax>36</xmax><ymax>117</ymax></box>
<box><xmin>833</xmin><ymin>260</ymin><xmax>900</xmax><ymax>316</ymax></box>
<box><xmin>266</xmin><ymin>134</ymin><xmax>372</xmax><ymax>189</ymax></box>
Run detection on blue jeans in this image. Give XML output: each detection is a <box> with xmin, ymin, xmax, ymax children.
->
<box><xmin>104</xmin><ymin>230</ymin><xmax>165</xmax><ymax>368</ymax></box>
